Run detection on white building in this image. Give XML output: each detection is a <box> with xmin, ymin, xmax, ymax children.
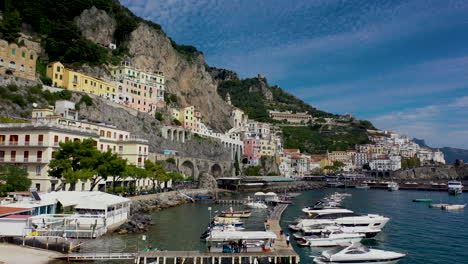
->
<box><xmin>369</xmin><ymin>155</ymin><xmax>401</xmax><ymax>171</ymax></box>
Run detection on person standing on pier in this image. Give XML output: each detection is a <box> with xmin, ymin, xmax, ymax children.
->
<box><xmin>286</xmin><ymin>234</ymin><xmax>290</xmax><ymax>246</ymax></box>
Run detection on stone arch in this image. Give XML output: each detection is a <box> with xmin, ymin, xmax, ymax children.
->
<box><xmin>378</xmin><ymin>172</ymin><xmax>384</xmax><ymax>177</ymax></box>
<box><xmin>172</xmin><ymin>129</ymin><xmax>177</xmax><ymax>141</ymax></box>
<box><xmin>242</xmin><ymin>158</ymin><xmax>248</xmax><ymax>164</ymax></box>
<box><xmin>180</xmin><ymin>160</ymin><xmax>195</xmax><ymax>179</ymax></box>
<box><xmin>384</xmin><ymin>171</ymin><xmax>390</xmax><ymax>177</ymax></box>
<box><xmin>211</xmin><ymin>164</ymin><xmax>223</xmax><ymax>178</ymax></box>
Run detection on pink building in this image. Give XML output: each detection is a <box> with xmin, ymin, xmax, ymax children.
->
<box><xmin>243</xmin><ymin>139</ymin><xmax>261</xmax><ymax>165</ymax></box>
<box><xmin>115</xmin><ymin>78</ymin><xmax>159</xmax><ymax>113</ymax></box>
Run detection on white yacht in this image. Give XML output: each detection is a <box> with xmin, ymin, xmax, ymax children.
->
<box><xmin>314</xmin><ymin>242</ymin><xmax>406</xmax><ymax>264</ymax></box>
<box><xmin>294</xmin><ymin>225</ymin><xmax>381</xmax><ymax>239</ymax></box>
<box><xmin>291</xmin><ymin>210</ymin><xmax>389</xmax><ymax>230</ymax></box>
<box><xmin>297</xmin><ymin>230</ymin><xmax>365</xmax><ymax>247</ymax></box>
<box><xmin>447</xmin><ymin>180</ymin><xmax>463</xmax><ymax>195</ymax></box>
<box><xmin>387</xmin><ymin>182</ymin><xmax>399</xmax><ymax>191</ymax></box>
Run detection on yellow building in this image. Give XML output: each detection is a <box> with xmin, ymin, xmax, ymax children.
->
<box><xmin>46</xmin><ymin>62</ymin><xmax>117</xmax><ymax>100</ymax></box>
<box><xmin>328</xmin><ymin>151</ymin><xmax>351</xmax><ymax>163</ymax></box>
<box><xmin>172</xmin><ymin>106</ymin><xmax>201</xmax><ymax>131</ymax></box>
<box><xmin>259</xmin><ymin>138</ymin><xmax>276</xmax><ymax>156</ymax></box>
<box><xmin>0</xmin><ymin>39</ymin><xmax>37</xmax><ymax>81</ymax></box>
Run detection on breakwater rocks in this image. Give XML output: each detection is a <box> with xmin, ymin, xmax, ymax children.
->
<box><xmin>393</xmin><ymin>164</ymin><xmax>468</xmax><ymax>180</ymax></box>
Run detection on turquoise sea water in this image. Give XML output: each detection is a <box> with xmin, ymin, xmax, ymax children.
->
<box><xmin>53</xmin><ymin>189</ymin><xmax>468</xmax><ymax>264</ymax></box>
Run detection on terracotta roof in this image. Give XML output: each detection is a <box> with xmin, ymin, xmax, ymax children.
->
<box><xmin>0</xmin><ymin>207</ymin><xmax>32</xmax><ymax>217</ymax></box>
<box><xmin>2</xmin><ymin>215</ymin><xmax>32</xmax><ymax>219</ymax></box>
<box><xmin>284</xmin><ymin>149</ymin><xmax>300</xmax><ymax>153</ymax></box>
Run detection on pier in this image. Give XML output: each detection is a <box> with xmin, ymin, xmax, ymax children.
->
<box><xmin>135</xmin><ymin>204</ymin><xmax>299</xmax><ymax>264</ymax></box>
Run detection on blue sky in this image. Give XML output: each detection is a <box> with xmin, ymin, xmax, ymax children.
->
<box><xmin>121</xmin><ymin>0</ymin><xmax>468</xmax><ymax>149</ymax></box>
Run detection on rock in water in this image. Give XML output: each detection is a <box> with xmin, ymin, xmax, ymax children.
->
<box><xmin>198</xmin><ymin>172</ymin><xmax>218</xmax><ymax>189</ymax></box>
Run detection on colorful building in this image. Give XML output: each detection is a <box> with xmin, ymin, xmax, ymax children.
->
<box><xmin>46</xmin><ymin>62</ymin><xmax>117</xmax><ymax>100</ymax></box>
<box><xmin>243</xmin><ymin>139</ymin><xmax>261</xmax><ymax>165</ymax></box>
<box><xmin>0</xmin><ymin>101</ymin><xmax>150</xmax><ymax>192</ymax></box>
<box><xmin>0</xmin><ymin>39</ymin><xmax>37</xmax><ymax>81</ymax></box>
<box><xmin>172</xmin><ymin>106</ymin><xmax>201</xmax><ymax>132</ymax></box>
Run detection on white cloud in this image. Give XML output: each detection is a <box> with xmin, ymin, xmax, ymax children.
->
<box><xmin>369</xmin><ymin>98</ymin><xmax>468</xmax><ymax>149</ymax></box>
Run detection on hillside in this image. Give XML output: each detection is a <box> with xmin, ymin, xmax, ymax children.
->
<box><xmin>1</xmin><ymin>0</ymin><xmax>376</xmax><ymax>154</ymax></box>
<box><xmin>413</xmin><ymin>138</ymin><xmax>468</xmax><ymax>164</ymax></box>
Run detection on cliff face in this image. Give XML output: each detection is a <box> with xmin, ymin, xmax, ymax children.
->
<box><xmin>74</xmin><ymin>6</ymin><xmax>116</xmax><ymax>46</ymax></box>
<box><xmin>74</xmin><ymin>8</ymin><xmax>232</xmax><ymax>132</ymax></box>
<box><xmin>126</xmin><ymin>24</ymin><xmax>232</xmax><ymax>131</ymax></box>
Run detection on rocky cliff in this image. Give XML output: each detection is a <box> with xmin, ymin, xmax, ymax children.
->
<box><xmin>74</xmin><ymin>8</ymin><xmax>233</xmax><ymax>132</ymax></box>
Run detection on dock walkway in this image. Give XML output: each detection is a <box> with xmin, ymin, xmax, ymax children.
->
<box><xmin>136</xmin><ymin>204</ymin><xmax>298</xmax><ymax>264</ymax></box>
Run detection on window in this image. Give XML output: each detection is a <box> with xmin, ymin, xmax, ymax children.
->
<box><xmin>11</xmin><ymin>150</ymin><xmax>16</xmax><ymax>161</ymax></box>
<box><xmin>82</xmin><ymin>183</ymin><xmax>85</xmax><ymax>191</ymax></box>
<box><xmin>23</xmin><ymin>151</ymin><xmax>29</xmax><ymax>161</ymax></box>
<box><xmin>9</xmin><ymin>61</ymin><xmax>15</xmax><ymax>69</ymax></box>
<box><xmin>56</xmin><ymin>66</ymin><xmax>61</xmax><ymax>72</ymax></box>
<box><xmin>37</xmin><ymin>151</ymin><xmax>43</xmax><ymax>161</ymax></box>
<box><xmin>65</xmin><ymin>137</ymin><xmax>69</xmax><ymax>142</ymax></box>
<box><xmin>0</xmin><ymin>59</ymin><xmax>3</xmax><ymax>66</ymax></box>
<box><xmin>30</xmin><ymin>54</ymin><xmax>34</xmax><ymax>60</ymax></box>
<box><xmin>38</xmin><ymin>135</ymin><xmax>44</xmax><ymax>144</ymax></box>
<box><xmin>85</xmin><ymin>79</ymin><xmax>88</xmax><ymax>84</ymax></box>
<box><xmin>73</xmin><ymin>75</ymin><xmax>78</xmax><ymax>83</ymax></box>
<box><xmin>11</xmin><ymin>48</ymin><xmax>16</xmax><ymax>55</ymax></box>
<box><xmin>35</xmin><ymin>183</ymin><xmax>41</xmax><ymax>191</ymax></box>
<box><xmin>25</xmin><ymin>135</ymin><xmax>30</xmax><ymax>144</ymax></box>
<box><xmin>21</xmin><ymin>51</ymin><xmax>26</xmax><ymax>58</ymax></box>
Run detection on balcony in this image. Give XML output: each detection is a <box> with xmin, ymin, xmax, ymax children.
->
<box><xmin>0</xmin><ymin>158</ymin><xmax>48</xmax><ymax>163</ymax></box>
<box><xmin>0</xmin><ymin>141</ymin><xmax>49</xmax><ymax>147</ymax></box>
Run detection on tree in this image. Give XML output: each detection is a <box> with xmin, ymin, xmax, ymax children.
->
<box><xmin>48</xmin><ymin>139</ymin><xmax>100</xmax><ymax>190</ymax></box>
<box><xmin>243</xmin><ymin>166</ymin><xmax>262</xmax><ymax>176</ymax></box>
<box><xmin>0</xmin><ymin>9</ymin><xmax>22</xmax><ymax>42</ymax></box>
<box><xmin>0</xmin><ymin>165</ymin><xmax>31</xmax><ymax>194</ymax></box>
<box><xmin>234</xmin><ymin>152</ymin><xmax>240</xmax><ymax>176</ymax></box>
<box><xmin>363</xmin><ymin>163</ymin><xmax>371</xmax><ymax>170</ymax></box>
<box><xmin>168</xmin><ymin>172</ymin><xmax>184</xmax><ymax>186</ymax></box>
<box><xmin>144</xmin><ymin>160</ymin><xmax>169</xmax><ymax>191</ymax></box>
<box><xmin>95</xmin><ymin>151</ymin><xmax>127</xmax><ymax>193</ymax></box>
<box><xmin>155</xmin><ymin>112</ymin><xmax>164</xmax><ymax>121</ymax></box>
<box><xmin>173</xmin><ymin>119</ymin><xmax>182</xmax><ymax>126</ymax></box>
<box><xmin>124</xmin><ymin>165</ymin><xmax>147</xmax><ymax>191</ymax></box>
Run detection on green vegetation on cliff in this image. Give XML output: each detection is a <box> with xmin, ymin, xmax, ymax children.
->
<box><xmin>217</xmin><ymin>77</ymin><xmax>335</xmax><ymax>122</ymax></box>
<box><xmin>1</xmin><ymin>0</ymin><xmax>200</xmax><ymax>65</ymax></box>
<box><xmin>282</xmin><ymin>124</ymin><xmax>371</xmax><ymax>154</ymax></box>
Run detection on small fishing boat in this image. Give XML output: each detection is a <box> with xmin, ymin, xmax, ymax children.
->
<box><xmin>314</xmin><ymin>242</ymin><xmax>406</xmax><ymax>264</ymax></box>
<box><xmin>413</xmin><ymin>199</ymin><xmax>433</xmax><ymax>203</ymax></box>
<box><xmin>429</xmin><ymin>203</ymin><xmax>448</xmax><ymax>208</ymax></box>
<box><xmin>220</xmin><ymin>207</ymin><xmax>251</xmax><ymax>218</ymax></box>
<box><xmin>442</xmin><ymin>204</ymin><xmax>466</xmax><ymax>210</ymax></box>
<box><xmin>195</xmin><ymin>195</ymin><xmax>213</xmax><ymax>200</ymax></box>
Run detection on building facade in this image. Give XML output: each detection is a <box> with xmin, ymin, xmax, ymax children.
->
<box><xmin>46</xmin><ymin>62</ymin><xmax>117</xmax><ymax>100</ymax></box>
<box><xmin>269</xmin><ymin>110</ymin><xmax>312</xmax><ymax>124</ymax></box>
<box><xmin>0</xmin><ymin>39</ymin><xmax>37</xmax><ymax>81</ymax></box>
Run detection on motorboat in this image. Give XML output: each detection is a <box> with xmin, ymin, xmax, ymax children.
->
<box><xmin>245</xmin><ymin>201</ymin><xmax>268</xmax><ymax>209</ymax></box>
<box><xmin>212</xmin><ymin>217</ymin><xmax>244</xmax><ymax>227</ymax></box>
<box><xmin>429</xmin><ymin>203</ymin><xmax>448</xmax><ymax>208</ymax></box>
<box><xmin>200</xmin><ymin>225</ymin><xmax>245</xmax><ymax>239</ymax></box>
<box><xmin>387</xmin><ymin>182</ymin><xmax>399</xmax><ymax>191</ymax></box>
<box><xmin>442</xmin><ymin>204</ymin><xmax>466</xmax><ymax>210</ymax></box>
<box><xmin>314</xmin><ymin>242</ymin><xmax>406</xmax><ymax>264</ymax></box>
<box><xmin>447</xmin><ymin>180</ymin><xmax>463</xmax><ymax>195</ymax></box>
<box><xmin>220</xmin><ymin>208</ymin><xmax>251</xmax><ymax>218</ymax></box>
<box><xmin>205</xmin><ymin>231</ymin><xmax>276</xmax><ymax>253</ymax></box>
<box><xmin>292</xmin><ymin>209</ymin><xmax>389</xmax><ymax>230</ymax></box>
<box><xmin>297</xmin><ymin>230</ymin><xmax>365</xmax><ymax>247</ymax></box>
<box><xmin>302</xmin><ymin>207</ymin><xmax>353</xmax><ymax>216</ymax></box>
<box><xmin>294</xmin><ymin>225</ymin><xmax>381</xmax><ymax>239</ymax></box>
<box><xmin>355</xmin><ymin>183</ymin><xmax>370</xmax><ymax>189</ymax></box>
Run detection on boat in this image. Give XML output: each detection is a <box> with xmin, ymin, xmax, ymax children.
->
<box><xmin>294</xmin><ymin>225</ymin><xmax>381</xmax><ymax>239</ymax></box>
<box><xmin>212</xmin><ymin>217</ymin><xmax>244</xmax><ymax>227</ymax></box>
<box><xmin>442</xmin><ymin>204</ymin><xmax>466</xmax><ymax>210</ymax></box>
<box><xmin>200</xmin><ymin>225</ymin><xmax>245</xmax><ymax>239</ymax></box>
<box><xmin>429</xmin><ymin>203</ymin><xmax>448</xmax><ymax>208</ymax></box>
<box><xmin>314</xmin><ymin>242</ymin><xmax>406</xmax><ymax>264</ymax></box>
<box><xmin>205</xmin><ymin>231</ymin><xmax>276</xmax><ymax>253</ymax></box>
<box><xmin>245</xmin><ymin>201</ymin><xmax>268</xmax><ymax>209</ymax></box>
<box><xmin>447</xmin><ymin>180</ymin><xmax>463</xmax><ymax>195</ymax></box>
<box><xmin>220</xmin><ymin>208</ymin><xmax>251</xmax><ymax>218</ymax></box>
<box><xmin>297</xmin><ymin>230</ymin><xmax>365</xmax><ymax>247</ymax></box>
<box><xmin>387</xmin><ymin>182</ymin><xmax>399</xmax><ymax>191</ymax></box>
<box><xmin>413</xmin><ymin>199</ymin><xmax>433</xmax><ymax>203</ymax></box>
<box><xmin>291</xmin><ymin>209</ymin><xmax>389</xmax><ymax>230</ymax></box>
<box><xmin>195</xmin><ymin>195</ymin><xmax>213</xmax><ymax>200</ymax></box>
<box><xmin>355</xmin><ymin>183</ymin><xmax>370</xmax><ymax>189</ymax></box>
